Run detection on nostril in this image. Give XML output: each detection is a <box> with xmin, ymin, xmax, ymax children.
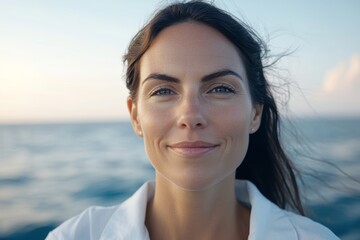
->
<box><xmin>178</xmin><ymin>120</ymin><xmax>206</xmax><ymax>129</ymax></box>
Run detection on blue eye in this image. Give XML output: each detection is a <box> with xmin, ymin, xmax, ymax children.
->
<box><xmin>151</xmin><ymin>88</ymin><xmax>174</xmax><ymax>96</ymax></box>
<box><xmin>208</xmin><ymin>85</ymin><xmax>236</xmax><ymax>94</ymax></box>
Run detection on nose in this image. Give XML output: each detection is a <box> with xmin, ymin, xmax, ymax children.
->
<box><xmin>176</xmin><ymin>93</ymin><xmax>207</xmax><ymax>129</ymax></box>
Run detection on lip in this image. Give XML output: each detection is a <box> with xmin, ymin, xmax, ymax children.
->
<box><xmin>168</xmin><ymin>141</ymin><xmax>219</xmax><ymax>158</ymax></box>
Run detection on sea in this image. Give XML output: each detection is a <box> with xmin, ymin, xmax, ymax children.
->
<box><xmin>0</xmin><ymin>118</ymin><xmax>359</xmax><ymax>240</ymax></box>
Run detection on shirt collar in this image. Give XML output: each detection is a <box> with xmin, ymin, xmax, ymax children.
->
<box><xmin>100</xmin><ymin>180</ymin><xmax>297</xmax><ymax>239</ymax></box>
<box><xmin>100</xmin><ymin>181</ymin><xmax>155</xmax><ymax>240</ymax></box>
<box><xmin>238</xmin><ymin>181</ymin><xmax>297</xmax><ymax>239</ymax></box>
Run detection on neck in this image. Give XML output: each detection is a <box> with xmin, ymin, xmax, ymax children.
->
<box><xmin>145</xmin><ymin>174</ymin><xmax>250</xmax><ymax>240</ymax></box>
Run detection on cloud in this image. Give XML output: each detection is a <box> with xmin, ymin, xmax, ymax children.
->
<box><xmin>322</xmin><ymin>55</ymin><xmax>360</xmax><ymax>94</ymax></box>
<box><xmin>306</xmin><ymin>55</ymin><xmax>360</xmax><ymax>116</ymax></box>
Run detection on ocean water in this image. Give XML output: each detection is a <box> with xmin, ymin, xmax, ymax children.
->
<box><xmin>0</xmin><ymin>118</ymin><xmax>359</xmax><ymax>240</ymax></box>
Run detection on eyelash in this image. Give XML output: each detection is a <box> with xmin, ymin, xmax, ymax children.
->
<box><xmin>150</xmin><ymin>87</ymin><xmax>175</xmax><ymax>96</ymax></box>
<box><xmin>207</xmin><ymin>85</ymin><xmax>236</xmax><ymax>94</ymax></box>
<box><xmin>150</xmin><ymin>85</ymin><xmax>236</xmax><ymax>97</ymax></box>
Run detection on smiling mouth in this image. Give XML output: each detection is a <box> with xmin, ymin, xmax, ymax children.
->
<box><xmin>168</xmin><ymin>141</ymin><xmax>219</xmax><ymax>158</ymax></box>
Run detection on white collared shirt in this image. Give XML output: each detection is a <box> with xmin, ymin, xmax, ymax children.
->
<box><xmin>46</xmin><ymin>180</ymin><xmax>339</xmax><ymax>240</ymax></box>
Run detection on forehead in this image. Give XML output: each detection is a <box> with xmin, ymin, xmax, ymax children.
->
<box><xmin>140</xmin><ymin>22</ymin><xmax>246</xmax><ymax>80</ymax></box>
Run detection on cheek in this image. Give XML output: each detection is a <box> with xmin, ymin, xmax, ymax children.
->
<box><xmin>221</xmin><ymin>115</ymin><xmax>250</xmax><ymax>151</ymax></box>
<box><xmin>139</xmin><ymin>102</ymin><xmax>174</xmax><ymax>135</ymax></box>
<box><xmin>142</xmin><ymin>125</ymin><xmax>164</xmax><ymax>169</ymax></box>
<box><xmin>138</xmin><ymin>102</ymin><xmax>173</xmax><ymax>160</ymax></box>
<box><xmin>211</xmin><ymin>103</ymin><xmax>252</xmax><ymax>158</ymax></box>
<box><xmin>211</xmin><ymin>100</ymin><xmax>253</xmax><ymax>132</ymax></box>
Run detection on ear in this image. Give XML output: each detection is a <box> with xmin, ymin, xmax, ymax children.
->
<box><xmin>127</xmin><ymin>96</ymin><xmax>143</xmax><ymax>137</ymax></box>
<box><xmin>250</xmin><ymin>104</ymin><xmax>263</xmax><ymax>134</ymax></box>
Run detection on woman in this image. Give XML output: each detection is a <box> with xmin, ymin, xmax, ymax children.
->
<box><xmin>47</xmin><ymin>1</ymin><xmax>339</xmax><ymax>239</ymax></box>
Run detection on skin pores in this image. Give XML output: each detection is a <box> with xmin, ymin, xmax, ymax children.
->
<box><xmin>128</xmin><ymin>22</ymin><xmax>262</xmax><ymax>191</ymax></box>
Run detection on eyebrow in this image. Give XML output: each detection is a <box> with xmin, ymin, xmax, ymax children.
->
<box><xmin>142</xmin><ymin>69</ymin><xmax>243</xmax><ymax>84</ymax></box>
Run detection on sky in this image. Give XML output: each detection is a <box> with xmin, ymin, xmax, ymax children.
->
<box><xmin>1</xmin><ymin>0</ymin><xmax>360</xmax><ymax>123</ymax></box>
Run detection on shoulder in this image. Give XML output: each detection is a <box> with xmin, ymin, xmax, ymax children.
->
<box><xmin>283</xmin><ymin>210</ymin><xmax>340</xmax><ymax>240</ymax></box>
<box><xmin>46</xmin><ymin>181</ymin><xmax>155</xmax><ymax>240</ymax></box>
<box><xmin>237</xmin><ymin>180</ymin><xmax>339</xmax><ymax>240</ymax></box>
<box><xmin>46</xmin><ymin>205</ymin><xmax>119</xmax><ymax>240</ymax></box>
<box><xmin>281</xmin><ymin>210</ymin><xmax>339</xmax><ymax>240</ymax></box>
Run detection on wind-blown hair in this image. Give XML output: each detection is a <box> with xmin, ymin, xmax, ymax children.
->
<box><xmin>123</xmin><ymin>0</ymin><xmax>304</xmax><ymax>214</ymax></box>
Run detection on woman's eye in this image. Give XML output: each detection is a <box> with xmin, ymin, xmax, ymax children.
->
<box><xmin>151</xmin><ymin>88</ymin><xmax>175</xmax><ymax>96</ymax></box>
<box><xmin>208</xmin><ymin>85</ymin><xmax>236</xmax><ymax>94</ymax></box>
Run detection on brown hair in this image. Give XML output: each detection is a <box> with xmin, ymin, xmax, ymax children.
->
<box><xmin>123</xmin><ymin>1</ymin><xmax>304</xmax><ymax>214</ymax></box>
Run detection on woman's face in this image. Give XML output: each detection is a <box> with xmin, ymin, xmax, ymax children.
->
<box><xmin>128</xmin><ymin>22</ymin><xmax>262</xmax><ymax>190</ymax></box>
